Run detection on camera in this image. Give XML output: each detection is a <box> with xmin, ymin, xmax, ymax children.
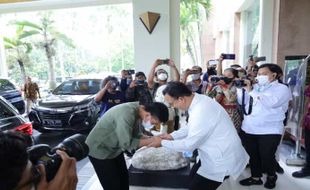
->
<box><xmin>210</xmin><ymin>75</ymin><xmax>225</xmax><ymax>83</ymax></box>
<box><xmin>221</xmin><ymin>53</ymin><xmax>235</xmax><ymax>60</ymax></box>
<box><xmin>254</xmin><ymin>56</ymin><xmax>266</xmax><ymax>62</ymax></box>
<box><xmin>127</xmin><ymin>69</ymin><xmax>135</xmax><ymax>75</ymax></box>
<box><xmin>110</xmin><ymin>79</ymin><xmax>119</xmax><ymax>88</ymax></box>
<box><xmin>233</xmin><ymin>79</ymin><xmax>246</xmax><ymax>88</ymax></box>
<box><xmin>28</xmin><ymin>134</ymin><xmax>89</xmax><ymax>182</ymax></box>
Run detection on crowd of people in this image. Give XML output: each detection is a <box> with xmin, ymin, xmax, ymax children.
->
<box><xmin>1</xmin><ymin>55</ymin><xmax>309</xmax><ymax>190</ymax></box>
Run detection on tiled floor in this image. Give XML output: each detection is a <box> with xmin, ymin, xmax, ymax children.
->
<box><xmin>79</xmin><ymin>142</ymin><xmax>310</xmax><ymax>190</ymax></box>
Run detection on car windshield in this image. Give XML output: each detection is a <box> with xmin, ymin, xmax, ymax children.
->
<box><xmin>0</xmin><ymin>100</ymin><xmax>15</xmax><ymax>119</ymax></box>
<box><xmin>0</xmin><ymin>79</ymin><xmax>16</xmax><ymax>91</ymax></box>
<box><xmin>52</xmin><ymin>79</ymin><xmax>101</xmax><ymax>95</ymax></box>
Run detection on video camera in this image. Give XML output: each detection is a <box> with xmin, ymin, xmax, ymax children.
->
<box><xmin>28</xmin><ymin>134</ymin><xmax>89</xmax><ymax>182</ymax></box>
<box><xmin>249</xmin><ymin>55</ymin><xmax>266</xmax><ymax>62</ymax></box>
<box><xmin>233</xmin><ymin>79</ymin><xmax>246</xmax><ymax>88</ymax></box>
<box><xmin>254</xmin><ymin>56</ymin><xmax>266</xmax><ymax>62</ymax></box>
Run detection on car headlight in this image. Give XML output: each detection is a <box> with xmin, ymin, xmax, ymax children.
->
<box><xmin>73</xmin><ymin>101</ymin><xmax>93</xmax><ymax>112</ymax></box>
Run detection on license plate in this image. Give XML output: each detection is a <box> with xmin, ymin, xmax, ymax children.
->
<box><xmin>42</xmin><ymin>119</ymin><xmax>62</xmax><ymax>127</ymax></box>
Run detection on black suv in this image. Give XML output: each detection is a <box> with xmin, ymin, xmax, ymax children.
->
<box><xmin>0</xmin><ymin>78</ymin><xmax>25</xmax><ymax>114</ymax></box>
<box><xmin>0</xmin><ymin>96</ymin><xmax>33</xmax><ymax>136</ymax></box>
<box><xmin>29</xmin><ymin>79</ymin><xmax>102</xmax><ymax>132</ymax></box>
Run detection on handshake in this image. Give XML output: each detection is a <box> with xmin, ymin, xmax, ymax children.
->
<box><xmin>147</xmin><ymin>133</ymin><xmax>173</xmax><ymax>148</ymax></box>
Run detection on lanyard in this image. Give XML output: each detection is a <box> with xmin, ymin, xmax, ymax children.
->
<box><xmin>241</xmin><ymin>88</ymin><xmax>253</xmax><ymax>115</ymax></box>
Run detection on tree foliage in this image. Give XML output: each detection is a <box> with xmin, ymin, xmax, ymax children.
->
<box><xmin>180</xmin><ymin>0</ymin><xmax>212</xmax><ymax>67</ymax></box>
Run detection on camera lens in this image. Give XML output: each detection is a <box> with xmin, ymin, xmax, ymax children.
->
<box><xmin>53</xmin><ymin>134</ymin><xmax>89</xmax><ymax>161</ymax></box>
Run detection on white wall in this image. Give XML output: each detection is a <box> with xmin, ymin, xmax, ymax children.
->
<box><xmin>258</xmin><ymin>0</ymin><xmax>274</xmax><ymax>62</ymax></box>
<box><xmin>133</xmin><ymin>0</ymin><xmax>180</xmax><ymax>79</ymax></box>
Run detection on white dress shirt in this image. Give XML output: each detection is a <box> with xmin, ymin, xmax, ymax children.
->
<box><xmin>237</xmin><ymin>81</ymin><xmax>292</xmax><ymax>135</ymax></box>
<box><xmin>161</xmin><ymin>93</ymin><xmax>249</xmax><ymax>182</ymax></box>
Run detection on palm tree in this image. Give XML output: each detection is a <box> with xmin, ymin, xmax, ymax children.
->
<box><xmin>180</xmin><ymin>0</ymin><xmax>212</xmax><ymax>66</ymax></box>
<box><xmin>13</xmin><ymin>12</ymin><xmax>75</xmax><ymax>89</ymax></box>
<box><xmin>3</xmin><ymin>25</ymin><xmax>38</xmax><ymax>84</ymax></box>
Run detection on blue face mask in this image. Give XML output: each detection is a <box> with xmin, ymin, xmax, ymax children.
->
<box><xmin>142</xmin><ymin>120</ymin><xmax>153</xmax><ymax>130</ymax></box>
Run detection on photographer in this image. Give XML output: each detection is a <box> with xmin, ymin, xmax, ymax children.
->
<box><xmin>147</xmin><ymin>59</ymin><xmax>180</xmax><ymax>99</ymax></box>
<box><xmin>120</xmin><ymin>70</ymin><xmax>130</xmax><ymax>91</ymax></box>
<box><xmin>125</xmin><ymin>71</ymin><xmax>153</xmax><ymax>105</ymax></box>
<box><xmin>95</xmin><ymin>76</ymin><xmax>126</xmax><ymax>117</ymax></box>
<box><xmin>181</xmin><ymin>66</ymin><xmax>208</xmax><ymax>94</ymax></box>
<box><xmin>238</xmin><ymin>63</ymin><xmax>291</xmax><ymax>189</ymax></box>
<box><xmin>206</xmin><ymin>68</ymin><xmax>242</xmax><ymax>131</ymax></box>
<box><xmin>0</xmin><ymin>131</ymin><xmax>77</xmax><ymax>190</ymax></box>
<box><xmin>86</xmin><ymin>102</ymin><xmax>168</xmax><ymax>190</ymax></box>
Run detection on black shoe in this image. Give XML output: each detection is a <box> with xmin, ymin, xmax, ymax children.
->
<box><xmin>239</xmin><ymin>177</ymin><xmax>263</xmax><ymax>186</ymax></box>
<box><xmin>264</xmin><ymin>175</ymin><xmax>277</xmax><ymax>189</ymax></box>
<box><xmin>276</xmin><ymin>163</ymin><xmax>284</xmax><ymax>174</ymax></box>
<box><xmin>292</xmin><ymin>168</ymin><xmax>310</xmax><ymax>178</ymax></box>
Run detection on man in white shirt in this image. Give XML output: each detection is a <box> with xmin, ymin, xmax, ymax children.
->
<box><xmin>149</xmin><ymin>81</ymin><xmax>249</xmax><ymax>190</ymax></box>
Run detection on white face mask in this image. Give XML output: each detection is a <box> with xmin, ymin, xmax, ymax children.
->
<box><xmin>256</xmin><ymin>75</ymin><xmax>270</xmax><ymax>86</ymax></box>
<box><xmin>157</xmin><ymin>73</ymin><xmax>168</xmax><ymax>81</ymax></box>
<box><xmin>191</xmin><ymin>73</ymin><xmax>201</xmax><ymax>80</ymax></box>
<box><xmin>142</xmin><ymin>119</ymin><xmax>153</xmax><ymax>130</ymax></box>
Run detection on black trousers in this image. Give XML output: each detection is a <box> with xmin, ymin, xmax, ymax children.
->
<box><xmin>89</xmin><ymin>153</ymin><xmax>129</xmax><ymax>190</ymax></box>
<box><xmin>189</xmin><ymin>160</ymin><xmax>223</xmax><ymax>190</ymax></box>
<box><xmin>305</xmin><ymin>128</ymin><xmax>310</xmax><ymax>169</ymax></box>
<box><xmin>241</xmin><ymin>131</ymin><xmax>281</xmax><ymax>177</ymax></box>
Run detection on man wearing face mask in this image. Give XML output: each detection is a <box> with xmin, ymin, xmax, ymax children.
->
<box><xmin>125</xmin><ymin>71</ymin><xmax>153</xmax><ymax>105</ymax></box>
<box><xmin>86</xmin><ymin>102</ymin><xmax>169</xmax><ymax>190</ymax></box>
<box><xmin>237</xmin><ymin>64</ymin><xmax>292</xmax><ymax>189</ymax></box>
<box><xmin>182</xmin><ymin>66</ymin><xmax>208</xmax><ymax>94</ymax></box>
<box><xmin>148</xmin><ymin>81</ymin><xmax>249</xmax><ymax>190</ymax></box>
<box><xmin>95</xmin><ymin>76</ymin><xmax>126</xmax><ymax>117</ymax></box>
<box><xmin>148</xmin><ymin>59</ymin><xmax>180</xmax><ymax>100</ymax></box>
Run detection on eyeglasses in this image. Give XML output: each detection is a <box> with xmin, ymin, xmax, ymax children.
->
<box><xmin>14</xmin><ymin>165</ymin><xmax>41</xmax><ymax>190</ymax></box>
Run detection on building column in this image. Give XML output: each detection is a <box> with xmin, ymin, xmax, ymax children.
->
<box><xmin>132</xmin><ymin>0</ymin><xmax>180</xmax><ymax>79</ymax></box>
<box><xmin>258</xmin><ymin>0</ymin><xmax>275</xmax><ymax>62</ymax></box>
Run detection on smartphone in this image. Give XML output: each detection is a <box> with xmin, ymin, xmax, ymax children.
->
<box><xmin>162</xmin><ymin>59</ymin><xmax>169</xmax><ymax>64</ymax></box>
<box><xmin>208</xmin><ymin>59</ymin><xmax>219</xmax><ymax>65</ymax></box>
<box><xmin>221</xmin><ymin>53</ymin><xmax>235</xmax><ymax>60</ymax></box>
<box><xmin>127</xmin><ymin>69</ymin><xmax>135</xmax><ymax>75</ymax></box>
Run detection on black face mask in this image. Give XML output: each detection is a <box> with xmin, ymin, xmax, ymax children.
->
<box><xmin>223</xmin><ymin>77</ymin><xmax>234</xmax><ymax>84</ymax></box>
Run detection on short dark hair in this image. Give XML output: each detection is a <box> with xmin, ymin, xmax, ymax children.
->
<box><xmin>101</xmin><ymin>76</ymin><xmax>119</xmax><ymax>88</ymax></box>
<box><xmin>162</xmin><ymin>81</ymin><xmax>192</xmax><ymax>99</ymax></box>
<box><xmin>230</xmin><ymin>64</ymin><xmax>241</xmax><ymax>69</ymax></box>
<box><xmin>224</xmin><ymin>68</ymin><xmax>239</xmax><ymax>78</ymax></box>
<box><xmin>259</xmin><ymin>63</ymin><xmax>284</xmax><ymax>83</ymax></box>
<box><xmin>144</xmin><ymin>102</ymin><xmax>169</xmax><ymax>123</ymax></box>
<box><xmin>135</xmin><ymin>71</ymin><xmax>146</xmax><ymax>78</ymax></box>
<box><xmin>0</xmin><ymin>131</ymin><xmax>29</xmax><ymax>190</ymax></box>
